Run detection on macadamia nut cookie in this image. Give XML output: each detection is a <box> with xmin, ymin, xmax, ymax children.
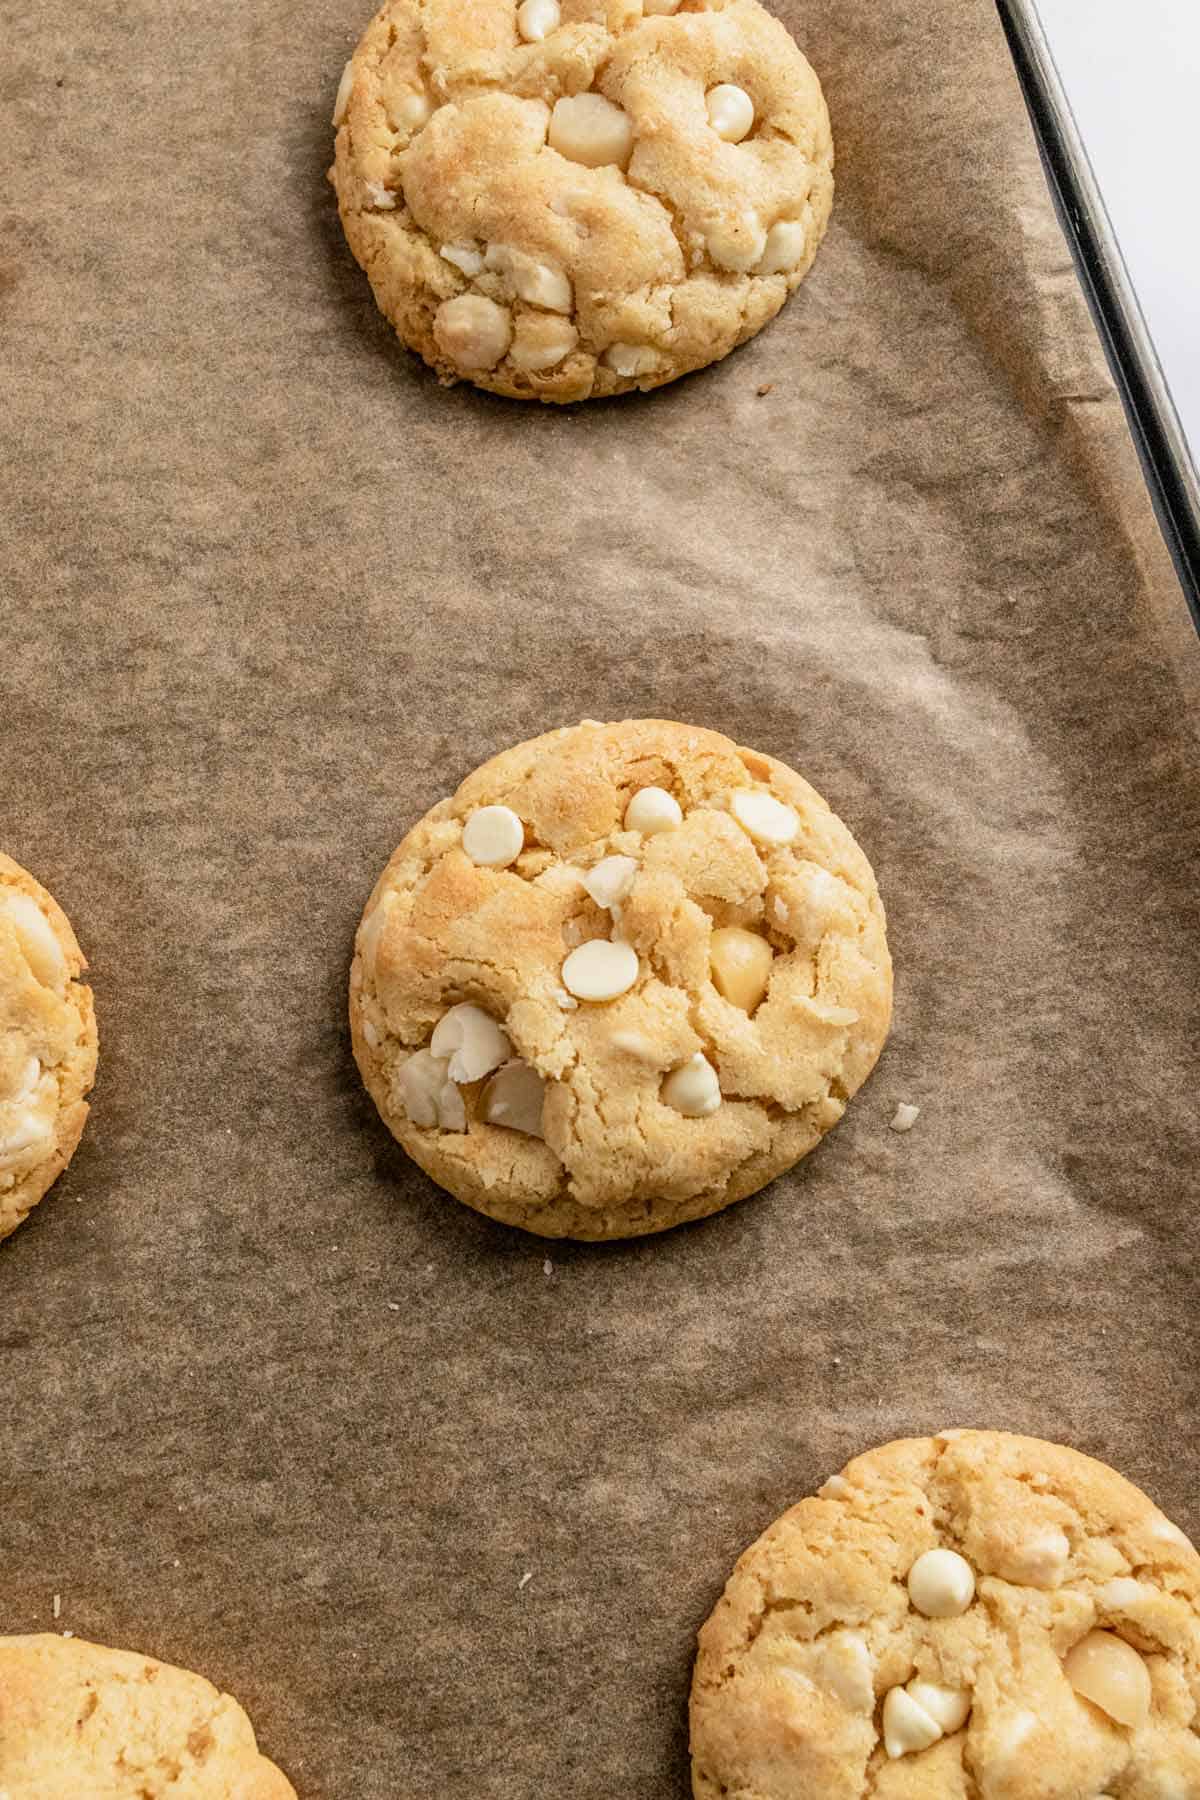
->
<box><xmin>331</xmin><ymin>0</ymin><xmax>833</xmax><ymax>402</ymax></box>
<box><xmin>349</xmin><ymin>719</ymin><xmax>890</xmax><ymax>1239</ymax></box>
<box><xmin>0</xmin><ymin>854</ymin><xmax>98</xmax><ymax>1243</ymax></box>
<box><xmin>690</xmin><ymin>1430</ymin><xmax>1200</xmax><ymax>1800</ymax></box>
<box><xmin>0</xmin><ymin>1634</ymin><xmax>296</xmax><ymax>1798</ymax></box>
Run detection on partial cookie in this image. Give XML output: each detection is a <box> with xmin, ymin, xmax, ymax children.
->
<box><xmin>0</xmin><ymin>854</ymin><xmax>98</xmax><ymax>1243</ymax></box>
<box><xmin>690</xmin><ymin>1430</ymin><xmax>1200</xmax><ymax>1799</ymax></box>
<box><xmin>350</xmin><ymin>719</ymin><xmax>891</xmax><ymax>1239</ymax></box>
<box><xmin>331</xmin><ymin>0</ymin><xmax>833</xmax><ymax>402</ymax></box>
<box><xmin>0</xmin><ymin>1634</ymin><xmax>296</xmax><ymax>1798</ymax></box>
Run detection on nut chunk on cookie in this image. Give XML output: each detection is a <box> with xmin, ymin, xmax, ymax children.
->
<box><xmin>349</xmin><ymin>719</ymin><xmax>891</xmax><ymax>1240</ymax></box>
<box><xmin>690</xmin><ymin>1430</ymin><xmax>1200</xmax><ymax>1799</ymax></box>
<box><xmin>0</xmin><ymin>1634</ymin><xmax>295</xmax><ymax>1798</ymax></box>
<box><xmin>330</xmin><ymin>0</ymin><xmax>834</xmax><ymax>402</ymax></box>
<box><xmin>0</xmin><ymin>853</ymin><xmax>98</xmax><ymax>1243</ymax></box>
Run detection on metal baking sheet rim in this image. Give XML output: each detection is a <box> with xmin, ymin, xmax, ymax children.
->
<box><xmin>998</xmin><ymin>0</ymin><xmax>1200</xmax><ymax>629</ymax></box>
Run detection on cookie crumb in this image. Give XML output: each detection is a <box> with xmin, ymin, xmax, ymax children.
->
<box><xmin>518</xmin><ymin>1571</ymin><xmax>533</xmax><ymax>1590</ymax></box>
<box><xmin>387</xmin><ymin>1301</ymin><xmax>400</xmax><ymax>1311</ymax></box>
<box><xmin>756</xmin><ymin>383</ymin><xmax>774</xmax><ymax>396</ymax></box>
<box><xmin>61</xmin><ymin>1630</ymin><xmax>73</xmax><ymax>1639</ymax></box>
<box><xmin>543</xmin><ymin>1258</ymin><xmax>553</xmax><ymax>1277</ymax></box>
<box><xmin>890</xmin><ymin>1102</ymin><xmax>920</xmax><ymax>1133</ymax></box>
<box><xmin>52</xmin><ymin>1593</ymin><xmax>61</xmax><ymax>1620</ymax></box>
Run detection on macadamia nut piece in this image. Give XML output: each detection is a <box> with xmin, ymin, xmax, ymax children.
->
<box><xmin>549</xmin><ymin>93</ymin><xmax>635</xmax><ymax>169</ymax></box>
<box><xmin>709</xmin><ymin>927</ymin><xmax>772</xmax><ymax>1013</ymax></box>
<box><xmin>434</xmin><ymin>294</ymin><xmax>513</xmax><ymax>370</ymax></box>
<box><xmin>1063</xmin><ymin>1632</ymin><xmax>1152</xmax><ymax>1729</ymax></box>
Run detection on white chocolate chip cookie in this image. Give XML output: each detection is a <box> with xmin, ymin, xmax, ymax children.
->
<box><xmin>0</xmin><ymin>1634</ymin><xmax>295</xmax><ymax>1798</ymax></box>
<box><xmin>349</xmin><ymin>719</ymin><xmax>890</xmax><ymax>1239</ymax></box>
<box><xmin>0</xmin><ymin>854</ymin><xmax>98</xmax><ymax>1243</ymax></box>
<box><xmin>690</xmin><ymin>1431</ymin><xmax>1200</xmax><ymax>1800</ymax></box>
<box><xmin>330</xmin><ymin>0</ymin><xmax>834</xmax><ymax>403</ymax></box>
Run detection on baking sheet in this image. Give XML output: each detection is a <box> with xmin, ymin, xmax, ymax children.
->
<box><xmin>2</xmin><ymin>0</ymin><xmax>1198</xmax><ymax>1795</ymax></box>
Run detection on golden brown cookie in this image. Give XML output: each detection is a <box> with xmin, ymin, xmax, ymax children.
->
<box><xmin>331</xmin><ymin>0</ymin><xmax>833</xmax><ymax>402</ymax></box>
<box><xmin>0</xmin><ymin>854</ymin><xmax>98</xmax><ymax>1243</ymax></box>
<box><xmin>350</xmin><ymin>719</ymin><xmax>891</xmax><ymax>1239</ymax></box>
<box><xmin>0</xmin><ymin>1634</ymin><xmax>295</xmax><ymax>1798</ymax></box>
<box><xmin>690</xmin><ymin>1430</ymin><xmax>1200</xmax><ymax>1799</ymax></box>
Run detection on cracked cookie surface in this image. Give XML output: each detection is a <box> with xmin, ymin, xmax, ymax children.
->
<box><xmin>690</xmin><ymin>1430</ymin><xmax>1200</xmax><ymax>1800</ymax></box>
<box><xmin>349</xmin><ymin>719</ymin><xmax>890</xmax><ymax>1240</ymax></box>
<box><xmin>0</xmin><ymin>854</ymin><xmax>98</xmax><ymax>1243</ymax></box>
<box><xmin>0</xmin><ymin>1635</ymin><xmax>296</xmax><ymax>1799</ymax></box>
<box><xmin>331</xmin><ymin>0</ymin><xmax>833</xmax><ymax>402</ymax></box>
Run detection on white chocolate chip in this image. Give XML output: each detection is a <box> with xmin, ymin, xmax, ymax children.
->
<box><xmin>709</xmin><ymin>927</ymin><xmax>773</xmax><ymax>1013</ymax></box>
<box><xmin>365</xmin><ymin>181</ymin><xmax>397</xmax><ymax>210</ymax></box>
<box><xmin>361</xmin><ymin>1018</ymin><xmax>380</xmax><ymax>1051</ymax></box>
<box><xmin>1063</xmin><ymin>1631</ymin><xmax>1152</xmax><ymax>1729</ymax></box>
<box><xmin>730</xmin><ymin>789</ymin><xmax>799</xmax><ymax>846</ymax></box>
<box><xmin>907</xmin><ymin>1681</ymin><xmax>971</xmax><ymax>1735</ymax></box>
<box><xmin>1150</xmin><ymin>1514</ymin><xmax>1191</xmax><ymax>1548</ymax></box>
<box><xmin>890</xmin><ymin>1102</ymin><xmax>921</xmax><ymax>1133</ymax></box>
<box><xmin>582</xmin><ymin>856</ymin><xmax>638</xmax><ymax>910</ymax></box>
<box><xmin>661</xmin><ymin>1053</ymin><xmax>721</xmax><ymax>1117</ymax></box>
<box><xmin>818</xmin><ymin>1633</ymin><xmax>874</xmax><ymax>1714</ymax></box>
<box><xmin>440</xmin><ymin>240</ymin><xmax>486</xmax><ymax>278</ymax></box>
<box><xmin>706</xmin><ymin>83</ymin><xmax>755</xmax><ymax>142</ymax></box>
<box><xmin>643</xmin><ymin>0</ymin><xmax>681</xmax><ymax>12</ymax></box>
<box><xmin>7</xmin><ymin>1055</ymin><xmax>41</xmax><ymax>1104</ymax></box>
<box><xmin>907</xmin><ymin>1549</ymin><xmax>976</xmax><ymax>1619</ymax></box>
<box><xmin>603</xmin><ymin>343</ymin><xmax>662</xmax><ymax>379</ymax></box>
<box><xmin>2</xmin><ymin>892</ymin><xmax>68</xmax><ymax>989</ymax></box>
<box><xmin>610</xmin><ymin>1030</ymin><xmax>658</xmax><ymax>1061</ymax></box>
<box><xmin>624</xmin><ymin>787</ymin><xmax>682</xmax><ymax>834</ymax></box>
<box><xmin>548</xmin><ymin>93</ymin><xmax>634</xmax><ymax>169</ymax></box>
<box><xmin>554</xmin><ymin>988</ymin><xmax>579</xmax><ymax>1011</ymax></box>
<box><xmin>820</xmin><ymin>1473</ymin><xmax>851</xmax><ymax>1499</ymax></box>
<box><xmin>509</xmin><ymin>313</ymin><xmax>579</xmax><ymax>373</ymax></box>
<box><xmin>758</xmin><ymin>219</ymin><xmax>808</xmax><ymax>275</ymax></box>
<box><xmin>332</xmin><ymin>59</ymin><xmax>354</xmax><ymax>127</ymax></box>
<box><xmin>883</xmin><ymin>1686</ymin><xmax>942</xmax><ymax>1759</ymax></box>
<box><xmin>434</xmin><ymin>294</ymin><xmax>513</xmax><ymax>370</ymax></box>
<box><xmin>1002</xmin><ymin>1526</ymin><xmax>1071</xmax><ymax>1589</ymax></box>
<box><xmin>0</xmin><ymin>1110</ymin><xmax>55</xmax><ymax>1171</ymax></box>
<box><xmin>561</xmin><ymin>938</ymin><xmax>639</xmax><ymax>1002</ymax></box>
<box><xmin>462</xmin><ymin>804</ymin><xmax>524</xmax><ymax>868</ymax></box>
<box><xmin>394</xmin><ymin>90</ymin><xmax>432</xmax><ymax>133</ymax></box>
<box><xmin>706</xmin><ymin>214</ymin><xmax>767</xmax><ymax>272</ymax></box>
<box><xmin>517</xmin><ymin>0</ymin><xmax>560</xmax><ymax>41</ymax></box>
<box><xmin>396</xmin><ymin>1050</ymin><xmax>466</xmax><ymax>1132</ymax></box>
<box><xmin>480</xmin><ymin>1059</ymin><xmax>546</xmax><ymax>1138</ymax></box>
<box><xmin>430</xmin><ymin>1003</ymin><xmax>510</xmax><ymax>1084</ymax></box>
<box><xmin>484</xmin><ymin>243</ymin><xmax>573</xmax><ymax>313</ymax></box>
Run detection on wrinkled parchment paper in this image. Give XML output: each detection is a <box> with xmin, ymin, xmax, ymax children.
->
<box><xmin>3</xmin><ymin>1</ymin><xmax>1198</xmax><ymax>1794</ymax></box>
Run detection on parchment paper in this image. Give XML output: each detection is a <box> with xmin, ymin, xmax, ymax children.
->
<box><xmin>2</xmin><ymin>1</ymin><xmax>1198</xmax><ymax>1794</ymax></box>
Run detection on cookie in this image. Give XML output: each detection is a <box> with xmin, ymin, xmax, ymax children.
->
<box><xmin>0</xmin><ymin>855</ymin><xmax>98</xmax><ymax>1243</ymax></box>
<box><xmin>331</xmin><ymin>0</ymin><xmax>833</xmax><ymax>402</ymax></box>
<box><xmin>690</xmin><ymin>1430</ymin><xmax>1200</xmax><ymax>1799</ymax></box>
<box><xmin>0</xmin><ymin>1634</ymin><xmax>295</xmax><ymax>1798</ymax></box>
<box><xmin>350</xmin><ymin>719</ymin><xmax>890</xmax><ymax>1239</ymax></box>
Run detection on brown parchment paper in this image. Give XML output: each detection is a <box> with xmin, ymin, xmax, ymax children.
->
<box><xmin>2</xmin><ymin>0</ymin><xmax>1198</xmax><ymax>1794</ymax></box>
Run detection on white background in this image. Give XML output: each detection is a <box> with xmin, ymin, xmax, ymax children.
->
<box><xmin>1034</xmin><ymin>0</ymin><xmax>1200</xmax><ymax>468</ymax></box>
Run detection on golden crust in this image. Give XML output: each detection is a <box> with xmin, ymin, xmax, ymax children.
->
<box><xmin>690</xmin><ymin>1431</ymin><xmax>1200</xmax><ymax>1799</ymax></box>
<box><xmin>331</xmin><ymin>0</ymin><xmax>834</xmax><ymax>402</ymax></box>
<box><xmin>0</xmin><ymin>1635</ymin><xmax>296</xmax><ymax>1798</ymax></box>
<box><xmin>0</xmin><ymin>853</ymin><xmax>99</xmax><ymax>1243</ymax></box>
<box><xmin>350</xmin><ymin>718</ymin><xmax>891</xmax><ymax>1239</ymax></box>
